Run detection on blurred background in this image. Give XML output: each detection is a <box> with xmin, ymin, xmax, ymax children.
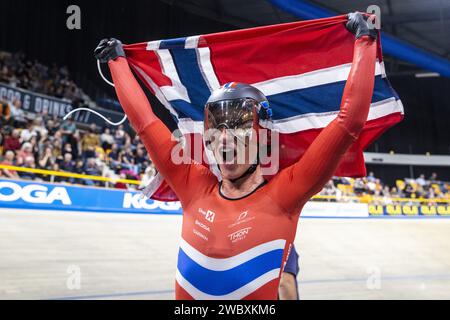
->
<box><xmin>0</xmin><ymin>0</ymin><xmax>449</xmax><ymax>300</ymax></box>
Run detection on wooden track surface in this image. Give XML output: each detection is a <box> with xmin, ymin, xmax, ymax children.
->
<box><xmin>1</xmin><ymin>209</ymin><xmax>449</xmax><ymax>300</ymax></box>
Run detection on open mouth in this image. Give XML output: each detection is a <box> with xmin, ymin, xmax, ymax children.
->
<box><xmin>219</xmin><ymin>147</ymin><xmax>237</xmax><ymax>164</ymax></box>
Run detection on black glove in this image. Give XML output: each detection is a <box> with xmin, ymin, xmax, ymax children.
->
<box><xmin>346</xmin><ymin>12</ymin><xmax>378</xmax><ymax>40</ymax></box>
<box><xmin>94</xmin><ymin>38</ymin><xmax>125</xmax><ymax>63</ymax></box>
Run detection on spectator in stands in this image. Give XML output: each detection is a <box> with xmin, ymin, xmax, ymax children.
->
<box><xmin>376</xmin><ymin>179</ymin><xmax>382</xmax><ymax>192</ymax></box>
<box><xmin>381</xmin><ymin>186</ymin><xmax>393</xmax><ymax>205</ymax></box>
<box><xmin>113</xmin><ymin>150</ymin><xmax>125</xmax><ymax>169</ymax></box>
<box><xmin>134</xmin><ymin>148</ymin><xmax>147</xmax><ymax>166</ymax></box>
<box><xmin>114</xmin><ymin>124</ymin><xmax>127</xmax><ymax>146</ymax></box>
<box><xmin>429</xmin><ymin>172</ymin><xmax>438</xmax><ymax>183</ymax></box>
<box><xmin>2</xmin><ymin>129</ymin><xmax>21</xmax><ymax>152</ymax></box>
<box><xmin>130</xmin><ymin>135</ymin><xmax>142</xmax><ymax>151</ymax></box>
<box><xmin>16</xmin><ymin>142</ymin><xmax>33</xmax><ymax>166</ymax></box>
<box><xmin>438</xmin><ymin>182</ymin><xmax>448</xmax><ymax>195</ymax></box>
<box><xmin>114</xmin><ymin>172</ymin><xmax>128</xmax><ymax>190</ymax></box>
<box><xmin>381</xmin><ymin>185</ymin><xmax>391</xmax><ymax>197</ymax></box>
<box><xmin>0</xmin><ymin>150</ymin><xmax>19</xmax><ymax>179</ymax></box>
<box><xmin>8</xmin><ymin>98</ymin><xmax>27</xmax><ymax>127</ymax></box>
<box><xmin>60</xmin><ymin>118</ymin><xmax>78</xmax><ymax>155</ymax></box>
<box><xmin>60</xmin><ymin>153</ymin><xmax>76</xmax><ymax>173</ymax></box>
<box><xmin>81</xmin><ymin>124</ymin><xmax>100</xmax><ymax>160</ymax></box>
<box><xmin>0</xmin><ymin>94</ymin><xmax>11</xmax><ymax>120</ymax></box>
<box><xmin>84</xmin><ymin>158</ymin><xmax>101</xmax><ymax>186</ymax></box>
<box><xmin>390</xmin><ymin>186</ymin><xmax>401</xmax><ymax>199</ymax></box>
<box><xmin>59</xmin><ymin>152</ymin><xmax>76</xmax><ymax>183</ymax></box>
<box><xmin>20</xmin><ymin>120</ymin><xmax>37</xmax><ymax>142</ymax></box>
<box><xmin>367</xmin><ymin>171</ymin><xmax>376</xmax><ymax>183</ymax></box>
<box><xmin>72</xmin><ymin>160</ymin><xmax>87</xmax><ymax>185</ymax></box>
<box><xmin>18</xmin><ymin>156</ymin><xmax>37</xmax><ymax>180</ymax></box>
<box><xmin>353</xmin><ymin>178</ymin><xmax>366</xmax><ymax>195</ymax></box>
<box><xmin>122</xmin><ymin>147</ymin><xmax>136</xmax><ymax>167</ymax></box>
<box><xmin>425</xmin><ymin>187</ymin><xmax>437</xmax><ymax>206</ymax></box>
<box><xmin>29</xmin><ymin>135</ymin><xmax>40</xmax><ymax>159</ymax></box>
<box><xmin>404</xmin><ymin>183</ymin><xmax>414</xmax><ymax>198</ymax></box>
<box><xmin>45</xmin><ymin>119</ymin><xmax>58</xmax><ymax>137</ymax></box>
<box><xmin>33</xmin><ymin>117</ymin><xmax>48</xmax><ymax>139</ymax></box>
<box><xmin>319</xmin><ymin>180</ymin><xmax>338</xmax><ymax>202</ymax></box>
<box><xmin>50</xmin><ymin>163</ymin><xmax>64</xmax><ymax>183</ymax></box>
<box><xmin>416</xmin><ymin>174</ymin><xmax>427</xmax><ymax>188</ymax></box>
<box><xmin>108</xmin><ymin>143</ymin><xmax>120</xmax><ymax>161</ymax></box>
<box><xmin>62</xmin><ymin>142</ymin><xmax>75</xmax><ymax>160</ymax></box>
<box><xmin>366</xmin><ymin>178</ymin><xmax>377</xmax><ymax>195</ymax></box>
<box><xmin>100</xmin><ymin>127</ymin><xmax>114</xmax><ymax>151</ymax></box>
<box><xmin>139</xmin><ymin>164</ymin><xmax>157</xmax><ymax>190</ymax></box>
<box><xmin>51</xmin><ymin>137</ymin><xmax>63</xmax><ymax>160</ymax></box>
<box><xmin>38</xmin><ymin>146</ymin><xmax>55</xmax><ymax>171</ymax></box>
<box><xmin>73</xmin><ymin>159</ymin><xmax>85</xmax><ymax>174</ymax></box>
<box><xmin>120</xmin><ymin>166</ymin><xmax>140</xmax><ymax>181</ymax></box>
<box><xmin>371</xmin><ymin>190</ymin><xmax>383</xmax><ymax>205</ymax></box>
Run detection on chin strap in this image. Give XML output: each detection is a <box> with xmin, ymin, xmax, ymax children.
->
<box><xmin>229</xmin><ymin>163</ymin><xmax>258</xmax><ymax>183</ymax></box>
<box><xmin>228</xmin><ymin>148</ymin><xmax>260</xmax><ymax>183</ymax></box>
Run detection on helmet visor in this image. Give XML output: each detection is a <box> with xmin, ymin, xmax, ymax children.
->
<box><xmin>204</xmin><ymin>98</ymin><xmax>257</xmax><ymax>147</ymax></box>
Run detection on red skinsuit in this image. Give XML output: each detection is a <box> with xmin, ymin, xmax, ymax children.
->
<box><xmin>108</xmin><ymin>36</ymin><xmax>376</xmax><ymax>300</ymax></box>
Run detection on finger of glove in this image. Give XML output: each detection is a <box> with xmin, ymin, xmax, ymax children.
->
<box><xmin>95</xmin><ymin>39</ymin><xmax>109</xmax><ymax>50</ymax></box>
<box><xmin>346</xmin><ymin>13</ymin><xmax>367</xmax><ymax>33</ymax></box>
<box><xmin>94</xmin><ymin>46</ymin><xmax>106</xmax><ymax>56</ymax></box>
<box><xmin>94</xmin><ymin>40</ymin><xmax>110</xmax><ymax>56</ymax></box>
<box><xmin>99</xmin><ymin>38</ymin><xmax>110</xmax><ymax>46</ymax></box>
<box><xmin>345</xmin><ymin>12</ymin><xmax>360</xmax><ymax>30</ymax></box>
<box><xmin>109</xmin><ymin>38</ymin><xmax>122</xmax><ymax>45</ymax></box>
<box><xmin>96</xmin><ymin>47</ymin><xmax>112</xmax><ymax>62</ymax></box>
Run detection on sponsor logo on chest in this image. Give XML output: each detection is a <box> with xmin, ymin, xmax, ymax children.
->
<box><xmin>228</xmin><ymin>227</ymin><xmax>252</xmax><ymax>243</ymax></box>
<box><xmin>195</xmin><ymin>219</ymin><xmax>210</xmax><ymax>232</ymax></box>
<box><xmin>228</xmin><ymin>210</ymin><xmax>255</xmax><ymax>229</ymax></box>
<box><xmin>198</xmin><ymin>208</ymin><xmax>215</xmax><ymax>223</ymax></box>
<box><xmin>193</xmin><ymin>229</ymin><xmax>208</xmax><ymax>241</ymax></box>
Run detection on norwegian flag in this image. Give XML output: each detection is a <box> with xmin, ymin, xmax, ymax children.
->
<box><xmin>123</xmin><ymin>15</ymin><xmax>403</xmax><ymax>202</ymax></box>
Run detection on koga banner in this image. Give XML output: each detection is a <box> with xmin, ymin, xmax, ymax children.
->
<box><xmin>0</xmin><ymin>178</ymin><xmax>370</xmax><ymax>217</ymax></box>
<box><xmin>0</xmin><ymin>179</ymin><xmax>182</xmax><ymax>214</ymax></box>
<box><xmin>0</xmin><ymin>83</ymin><xmax>125</xmax><ymax>126</ymax></box>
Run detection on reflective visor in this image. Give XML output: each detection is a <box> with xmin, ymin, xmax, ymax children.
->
<box><xmin>205</xmin><ymin>98</ymin><xmax>256</xmax><ymax>130</ymax></box>
<box><xmin>204</xmin><ymin>99</ymin><xmax>257</xmax><ymax>147</ymax></box>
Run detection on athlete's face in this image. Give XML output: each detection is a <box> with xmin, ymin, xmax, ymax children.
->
<box><xmin>212</xmin><ymin>126</ymin><xmax>258</xmax><ymax>180</ymax></box>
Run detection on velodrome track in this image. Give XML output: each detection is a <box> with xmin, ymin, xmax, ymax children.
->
<box><xmin>1</xmin><ymin>208</ymin><xmax>450</xmax><ymax>300</ymax></box>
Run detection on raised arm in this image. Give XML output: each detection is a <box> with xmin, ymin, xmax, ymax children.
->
<box><xmin>94</xmin><ymin>39</ymin><xmax>212</xmax><ymax>204</ymax></box>
<box><xmin>269</xmin><ymin>13</ymin><xmax>378</xmax><ymax>213</ymax></box>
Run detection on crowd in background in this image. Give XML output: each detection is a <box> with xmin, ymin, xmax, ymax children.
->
<box><xmin>0</xmin><ymin>49</ymin><xmax>158</xmax><ymax>191</ymax></box>
<box><xmin>317</xmin><ymin>172</ymin><xmax>450</xmax><ymax>205</ymax></box>
<box><xmin>0</xmin><ymin>95</ymin><xmax>156</xmax><ymax>190</ymax></box>
<box><xmin>0</xmin><ymin>51</ymin><xmax>91</xmax><ymax>108</ymax></box>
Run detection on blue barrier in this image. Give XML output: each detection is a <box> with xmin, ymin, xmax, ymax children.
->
<box><xmin>0</xmin><ymin>179</ymin><xmax>182</xmax><ymax>215</ymax></box>
<box><xmin>2</xmin><ymin>179</ymin><xmax>449</xmax><ymax>218</ymax></box>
